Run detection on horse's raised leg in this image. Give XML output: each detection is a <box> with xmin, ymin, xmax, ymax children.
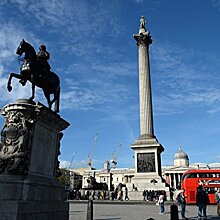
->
<box><xmin>29</xmin><ymin>84</ymin><xmax>35</xmax><ymax>100</ymax></box>
<box><xmin>7</xmin><ymin>73</ymin><xmax>23</xmax><ymax>92</ymax></box>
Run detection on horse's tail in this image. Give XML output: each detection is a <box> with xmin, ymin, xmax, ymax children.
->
<box><xmin>54</xmin><ymin>85</ymin><xmax>60</xmax><ymax>113</ymax></box>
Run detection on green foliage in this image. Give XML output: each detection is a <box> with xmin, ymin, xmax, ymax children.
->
<box><xmin>57</xmin><ymin>168</ymin><xmax>70</xmax><ymax>186</ymax></box>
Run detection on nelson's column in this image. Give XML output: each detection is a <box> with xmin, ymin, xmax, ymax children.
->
<box><xmin>129</xmin><ymin>16</ymin><xmax>168</xmax><ymax>193</ymax></box>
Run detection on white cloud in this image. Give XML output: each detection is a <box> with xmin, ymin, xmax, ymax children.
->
<box><xmin>60</xmin><ymin>59</ymin><xmax>137</xmax><ymax>112</ymax></box>
<box><xmin>5</xmin><ymin>0</ymin><xmax>122</xmax><ymax>38</ymax></box>
<box><xmin>0</xmin><ymin>21</ymin><xmax>47</xmax><ymax>105</ymax></box>
<box><xmin>59</xmin><ymin>160</ymin><xmax>71</xmax><ymax>169</ymax></box>
<box><xmin>212</xmin><ymin>0</ymin><xmax>220</xmax><ymax>9</ymax></box>
<box><xmin>151</xmin><ymin>41</ymin><xmax>220</xmax><ymax>115</ymax></box>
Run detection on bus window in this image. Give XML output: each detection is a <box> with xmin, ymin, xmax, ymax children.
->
<box><xmin>199</xmin><ymin>173</ymin><xmax>208</xmax><ymax>178</ymax></box>
<box><xmin>185</xmin><ymin>173</ymin><xmax>197</xmax><ymax>178</ymax></box>
<box><xmin>212</xmin><ymin>173</ymin><xmax>220</xmax><ymax>178</ymax></box>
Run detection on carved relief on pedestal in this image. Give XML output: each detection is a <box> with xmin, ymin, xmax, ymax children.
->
<box><xmin>137</xmin><ymin>152</ymin><xmax>156</xmax><ymax>173</ymax></box>
<box><xmin>0</xmin><ymin>111</ymin><xmax>34</xmax><ymax>174</ymax></box>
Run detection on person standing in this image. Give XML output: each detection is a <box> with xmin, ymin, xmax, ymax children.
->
<box><xmin>215</xmin><ymin>188</ymin><xmax>220</xmax><ymax>216</ymax></box>
<box><xmin>158</xmin><ymin>193</ymin><xmax>165</xmax><ymax>214</ymax></box>
<box><xmin>143</xmin><ymin>190</ymin><xmax>147</xmax><ymax>201</ymax></box>
<box><xmin>124</xmin><ymin>187</ymin><xmax>129</xmax><ymax>201</ymax></box>
<box><xmin>170</xmin><ymin>188</ymin><xmax>174</xmax><ymax>201</ymax></box>
<box><xmin>196</xmin><ymin>185</ymin><xmax>209</xmax><ymax>220</ymax></box>
<box><xmin>97</xmin><ymin>190</ymin><xmax>101</xmax><ymax>200</ymax></box>
<box><xmin>177</xmin><ymin>190</ymin><xmax>188</xmax><ymax>219</ymax></box>
<box><xmin>91</xmin><ymin>190</ymin><xmax>95</xmax><ymax>200</ymax></box>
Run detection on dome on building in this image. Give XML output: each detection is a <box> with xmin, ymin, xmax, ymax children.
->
<box><xmin>174</xmin><ymin>147</ymin><xmax>189</xmax><ymax>167</ymax></box>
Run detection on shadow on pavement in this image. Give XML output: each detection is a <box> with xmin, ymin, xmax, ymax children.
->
<box><xmin>94</xmin><ymin>218</ymin><xmax>121</xmax><ymax>220</ymax></box>
<box><xmin>188</xmin><ymin>216</ymin><xmax>220</xmax><ymax>220</ymax></box>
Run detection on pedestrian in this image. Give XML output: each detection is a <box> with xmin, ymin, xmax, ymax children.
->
<box><xmin>118</xmin><ymin>190</ymin><xmax>123</xmax><ymax>201</ymax></box>
<box><xmin>158</xmin><ymin>192</ymin><xmax>165</xmax><ymax>214</ymax></box>
<box><xmin>111</xmin><ymin>191</ymin><xmax>115</xmax><ymax>200</ymax></box>
<box><xmin>103</xmin><ymin>190</ymin><xmax>106</xmax><ymax>200</ymax></box>
<box><xmin>177</xmin><ymin>190</ymin><xmax>188</xmax><ymax>219</ymax></box>
<box><xmin>124</xmin><ymin>187</ymin><xmax>129</xmax><ymax>201</ymax></box>
<box><xmin>146</xmin><ymin>190</ymin><xmax>149</xmax><ymax>201</ymax></box>
<box><xmin>215</xmin><ymin>188</ymin><xmax>220</xmax><ymax>216</ymax></box>
<box><xmin>86</xmin><ymin>190</ymin><xmax>90</xmax><ymax>200</ymax></box>
<box><xmin>101</xmin><ymin>190</ymin><xmax>104</xmax><ymax>200</ymax></box>
<box><xmin>76</xmin><ymin>190</ymin><xmax>81</xmax><ymax>200</ymax></box>
<box><xmin>97</xmin><ymin>190</ymin><xmax>101</xmax><ymax>200</ymax></box>
<box><xmin>114</xmin><ymin>188</ymin><xmax>118</xmax><ymax>200</ymax></box>
<box><xmin>170</xmin><ymin>188</ymin><xmax>174</xmax><ymax>201</ymax></box>
<box><xmin>196</xmin><ymin>185</ymin><xmax>209</xmax><ymax>219</ymax></box>
<box><xmin>91</xmin><ymin>190</ymin><xmax>95</xmax><ymax>200</ymax></box>
<box><xmin>143</xmin><ymin>190</ymin><xmax>147</xmax><ymax>201</ymax></box>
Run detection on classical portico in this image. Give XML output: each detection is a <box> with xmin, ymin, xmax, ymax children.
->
<box><xmin>128</xmin><ymin>16</ymin><xmax>167</xmax><ymax>192</ymax></box>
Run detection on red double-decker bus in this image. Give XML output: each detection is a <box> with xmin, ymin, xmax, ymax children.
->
<box><xmin>181</xmin><ymin>169</ymin><xmax>220</xmax><ymax>204</ymax></box>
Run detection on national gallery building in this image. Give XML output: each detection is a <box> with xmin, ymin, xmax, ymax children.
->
<box><xmin>69</xmin><ymin>148</ymin><xmax>220</xmax><ymax>191</ymax></box>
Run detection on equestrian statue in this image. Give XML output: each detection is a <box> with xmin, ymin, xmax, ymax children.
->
<box><xmin>7</xmin><ymin>39</ymin><xmax>60</xmax><ymax>113</ymax></box>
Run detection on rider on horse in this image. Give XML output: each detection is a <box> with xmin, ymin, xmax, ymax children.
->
<box><xmin>8</xmin><ymin>39</ymin><xmax>60</xmax><ymax>113</ymax></box>
<box><xmin>37</xmin><ymin>44</ymin><xmax>51</xmax><ymax>76</ymax></box>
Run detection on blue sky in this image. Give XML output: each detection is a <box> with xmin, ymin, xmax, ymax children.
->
<box><xmin>0</xmin><ymin>0</ymin><xmax>220</xmax><ymax>169</ymax></box>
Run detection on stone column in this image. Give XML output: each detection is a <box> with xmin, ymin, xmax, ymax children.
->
<box><xmin>134</xmin><ymin>19</ymin><xmax>154</xmax><ymax>138</ymax></box>
<box><xmin>171</xmin><ymin>173</ymin><xmax>174</xmax><ymax>188</ymax></box>
<box><xmin>127</xmin><ymin>17</ymin><xmax>169</xmax><ymax>197</ymax></box>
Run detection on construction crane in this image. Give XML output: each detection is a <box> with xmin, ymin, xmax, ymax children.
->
<box><xmin>110</xmin><ymin>143</ymin><xmax>122</xmax><ymax>168</ymax></box>
<box><xmin>87</xmin><ymin>154</ymin><xmax>92</xmax><ymax>169</ymax></box>
<box><xmin>87</xmin><ymin>132</ymin><xmax>98</xmax><ymax>169</ymax></box>
<box><xmin>68</xmin><ymin>152</ymin><xmax>76</xmax><ymax>169</ymax></box>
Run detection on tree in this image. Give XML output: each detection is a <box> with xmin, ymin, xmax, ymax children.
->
<box><xmin>57</xmin><ymin>168</ymin><xmax>70</xmax><ymax>187</ymax></box>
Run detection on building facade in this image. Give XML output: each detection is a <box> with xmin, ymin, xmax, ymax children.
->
<box><xmin>69</xmin><ymin>148</ymin><xmax>220</xmax><ymax>192</ymax></box>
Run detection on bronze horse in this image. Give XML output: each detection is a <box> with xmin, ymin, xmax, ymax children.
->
<box><xmin>7</xmin><ymin>39</ymin><xmax>60</xmax><ymax>113</ymax></box>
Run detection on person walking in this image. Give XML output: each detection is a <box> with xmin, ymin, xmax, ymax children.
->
<box><xmin>215</xmin><ymin>188</ymin><xmax>220</xmax><ymax>216</ymax></box>
<box><xmin>196</xmin><ymin>185</ymin><xmax>209</xmax><ymax>220</ymax></box>
<box><xmin>158</xmin><ymin>192</ymin><xmax>165</xmax><ymax>214</ymax></box>
<box><xmin>118</xmin><ymin>190</ymin><xmax>123</xmax><ymax>201</ymax></box>
<box><xmin>177</xmin><ymin>190</ymin><xmax>188</xmax><ymax>220</ymax></box>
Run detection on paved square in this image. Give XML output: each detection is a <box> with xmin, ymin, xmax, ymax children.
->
<box><xmin>69</xmin><ymin>201</ymin><xmax>219</xmax><ymax>220</ymax></box>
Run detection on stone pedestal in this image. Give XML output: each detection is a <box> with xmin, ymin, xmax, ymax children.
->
<box><xmin>0</xmin><ymin>99</ymin><xmax>69</xmax><ymax>220</ymax></box>
<box><xmin>129</xmin><ymin>135</ymin><xmax>168</xmax><ymax>192</ymax></box>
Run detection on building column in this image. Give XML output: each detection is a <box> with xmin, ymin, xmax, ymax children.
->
<box><xmin>170</xmin><ymin>173</ymin><xmax>174</xmax><ymax>188</ymax></box>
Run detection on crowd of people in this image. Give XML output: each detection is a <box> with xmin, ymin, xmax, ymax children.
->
<box><xmin>67</xmin><ymin>186</ymin><xmax>220</xmax><ymax>219</ymax></box>
<box><xmin>175</xmin><ymin>186</ymin><xmax>220</xmax><ymax>220</ymax></box>
<box><xmin>143</xmin><ymin>187</ymin><xmax>220</xmax><ymax>219</ymax></box>
<box><xmin>66</xmin><ymin>187</ymin><xmax>129</xmax><ymax>201</ymax></box>
<box><xmin>142</xmin><ymin>189</ymin><xmax>167</xmax><ymax>202</ymax></box>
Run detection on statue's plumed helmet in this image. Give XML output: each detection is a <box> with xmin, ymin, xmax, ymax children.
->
<box><xmin>39</xmin><ymin>44</ymin><xmax>46</xmax><ymax>51</ymax></box>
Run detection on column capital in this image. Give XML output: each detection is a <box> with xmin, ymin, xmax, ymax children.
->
<box><xmin>133</xmin><ymin>33</ymin><xmax>152</xmax><ymax>47</ymax></box>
